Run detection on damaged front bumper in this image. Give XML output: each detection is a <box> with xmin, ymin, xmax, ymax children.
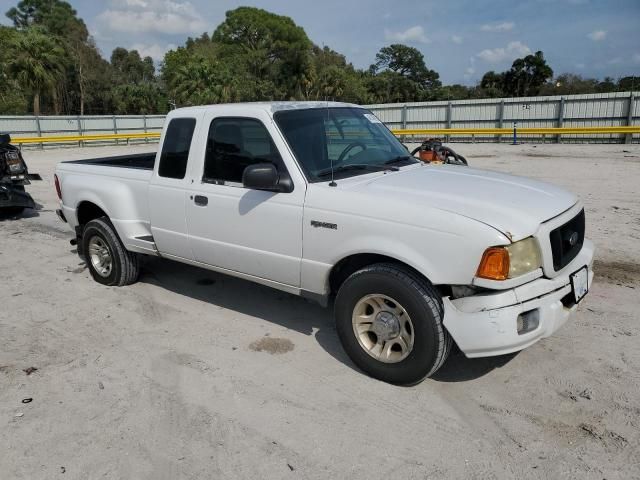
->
<box><xmin>0</xmin><ymin>181</ymin><xmax>36</xmax><ymax>210</ymax></box>
<box><xmin>443</xmin><ymin>239</ymin><xmax>595</xmax><ymax>358</ymax></box>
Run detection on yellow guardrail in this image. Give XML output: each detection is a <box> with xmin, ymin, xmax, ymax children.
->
<box><xmin>8</xmin><ymin>126</ymin><xmax>639</xmax><ymax>145</ymax></box>
<box><xmin>11</xmin><ymin>132</ymin><xmax>161</xmax><ymax>144</ymax></box>
<box><xmin>392</xmin><ymin>126</ymin><xmax>640</xmax><ymax>136</ymax></box>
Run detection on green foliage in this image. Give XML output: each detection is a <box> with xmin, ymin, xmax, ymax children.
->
<box><xmin>503</xmin><ymin>51</ymin><xmax>553</xmax><ymax>96</ymax></box>
<box><xmin>479</xmin><ymin>71</ymin><xmax>506</xmax><ymax>97</ymax></box>
<box><xmin>111</xmin><ymin>83</ymin><xmax>166</xmax><ymax>115</ymax></box>
<box><xmin>212</xmin><ymin>7</ymin><xmax>313</xmax><ymax>100</ymax></box>
<box><xmin>0</xmin><ymin>26</ymin><xmax>28</xmax><ymax>113</ymax></box>
<box><xmin>6</xmin><ymin>27</ymin><xmax>66</xmax><ymax>115</ymax></box>
<box><xmin>7</xmin><ymin>0</ymin><xmax>88</xmax><ymax>39</ymax></box>
<box><xmin>617</xmin><ymin>76</ymin><xmax>640</xmax><ymax>91</ymax></box>
<box><xmin>370</xmin><ymin>44</ymin><xmax>441</xmax><ymax>101</ymax></box>
<box><xmin>0</xmin><ymin>3</ymin><xmax>637</xmax><ymax>115</ymax></box>
<box><xmin>111</xmin><ymin>48</ymin><xmax>155</xmax><ymax>85</ymax></box>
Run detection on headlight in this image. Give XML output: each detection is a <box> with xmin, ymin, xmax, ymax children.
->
<box><xmin>505</xmin><ymin>237</ymin><xmax>542</xmax><ymax>277</ymax></box>
<box><xmin>477</xmin><ymin>237</ymin><xmax>542</xmax><ymax>280</ymax></box>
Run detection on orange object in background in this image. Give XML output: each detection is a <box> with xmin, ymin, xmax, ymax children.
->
<box><xmin>419</xmin><ymin>150</ymin><xmax>440</xmax><ymax>163</ymax></box>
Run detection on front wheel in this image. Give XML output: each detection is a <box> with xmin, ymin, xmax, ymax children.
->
<box><xmin>82</xmin><ymin>217</ymin><xmax>140</xmax><ymax>286</ymax></box>
<box><xmin>334</xmin><ymin>263</ymin><xmax>451</xmax><ymax>385</ymax></box>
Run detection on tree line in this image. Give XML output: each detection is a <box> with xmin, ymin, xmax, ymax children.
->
<box><xmin>0</xmin><ymin>1</ymin><xmax>637</xmax><ymax>116</ymax></box>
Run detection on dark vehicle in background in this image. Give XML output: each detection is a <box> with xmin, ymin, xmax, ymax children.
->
<box><xmin>0</xmin><ymin>133</ymin><xmax>36</xmax><ymax>214</ymax></box>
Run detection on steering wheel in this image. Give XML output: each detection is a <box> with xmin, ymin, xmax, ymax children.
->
<box><xmin>337</xmin><ymin>142</ymin><xmax>367</xmax><ymax>163</ymax></box>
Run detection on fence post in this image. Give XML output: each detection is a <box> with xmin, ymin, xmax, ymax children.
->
<box><xmin>626</xmin><ymin>92</ymin><xmax>635</xmax><ymax>144</ymax></box>
<box><xmin>399</xmin><ymin>104</ymin><xmax>408</xmax><ymax>143</ymax></box>
<box><xmin>557</xmin><ymin>97</ymin><xmax>565</xmax><ymax>144</ymax></box>
<box><xmin>35</xmin><ymin>115</ymin><xmax>43</xmax><ymax>150</ymax></box>
<box><xmin>446</xmin><ymin>101</ymin><xmax>452</xmax><ymax>143</ymax></box>
<box><xmin>512</xmin><ymin>122</ymin><xmax>518</xmax><ymax>145</ymax></box>
<box><xmin>77</xmin><ymin>115</ymin><xmax>83</xmax><ymax>147</ymax></box>
<box><xmin>497</xmin><ymin>100</ymin><xmax>505</xmax><ymax>143</ymax></box>
<box><xmin>143</xmin><ymin>114</ymin><xmax>148</xmax><ymax>143</ymax></box>
<box><xmin>113</xmin><ymin>115</ymin><xmax>118</xmax><ymax>145</ymax></box>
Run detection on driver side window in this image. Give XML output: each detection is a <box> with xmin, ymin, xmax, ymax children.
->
<box><xmin>203</xmin><ymin>117</ymin><xmax>284</xmax><ymax>185</ymax></box>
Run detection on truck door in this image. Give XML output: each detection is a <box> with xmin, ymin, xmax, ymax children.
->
<box><xmin>185</xmin><ymin>115</ymin><xmax>305</xmax><ymax>287</ymax></box>
<box><xmin>148</xmin><ymin>116</ymin><xmax>198</xmax><ymax>260</ymax></box>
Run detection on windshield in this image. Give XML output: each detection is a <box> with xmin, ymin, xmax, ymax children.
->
<box><xmin>273</xmin><ymin>107</ymin><xmax>416</xmax><ymax>182</ymax></box>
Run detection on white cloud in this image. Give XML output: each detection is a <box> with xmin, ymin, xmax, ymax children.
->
<box><xmin>587</xmin><ymin>30</ymin><xmax>607</xmax><ymax>41</ymax></box>
<box><xmin>451</xmin><ymin>35</ymin><xmax>463</xmax><ymax>44</ymax></box>
<box><xmin>463</xmin><ymin>57</ymin><xmax>476</xmax><ymax>79</ymax></box>
<box><xmin>384</xmin><ymin>26</ymin><xmax>430</xmax><ymax>44</ymax></box>
<box><xmin>480</xmin><ymin>22</ymin><xmax>515</xmax><ymax>32</ymax></box>
<box><xmin>476</xmin><ymin>41</ymin><xmax>531</xmax><ymax>63</ymax></box>
<box><xmin>98</xmin><ymin>0</ymin><xmax>207</xmax><ymax>35</ymax></box>
<box><xmin>130</xmin><ymin>43</ymin><xmax>176</xmax><ymax>61</ymax></box>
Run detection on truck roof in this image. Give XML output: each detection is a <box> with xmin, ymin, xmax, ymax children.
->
<box><xmin>170</xmin><ymin>101</ymin><xmax>361</xmax><ymax>116</ymax></box>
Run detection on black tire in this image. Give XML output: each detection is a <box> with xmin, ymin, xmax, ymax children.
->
<box><xmin>334</xmin><ymin>263</ymin><xmax>451</xmax><ymax>385</ymax></box>
<box><xmin>82</xmin><ymin>217</ymin><xmax>140</xmax><ymax>286</ymax></box>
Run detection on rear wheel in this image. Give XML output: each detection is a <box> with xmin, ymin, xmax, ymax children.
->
<box><xmin>335</xmin><ymin>263</ymin><xmax>451</xmax><ymax>385</ymax></box>
<box><xmin>82</xmin><ymin>217</ymin><xmax>140</xmax><ymax>286</ymax></box>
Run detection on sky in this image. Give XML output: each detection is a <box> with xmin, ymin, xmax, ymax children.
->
<box><xmin>1</xmin><ymin>0</ymin><xmax>639</xmax><ymax>85</ymax></box>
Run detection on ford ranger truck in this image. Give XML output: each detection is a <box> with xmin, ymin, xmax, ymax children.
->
<box><xmin>54</xmin><ymin>102</ymin><xmax>594</xmax><ymax>385</ymax></box>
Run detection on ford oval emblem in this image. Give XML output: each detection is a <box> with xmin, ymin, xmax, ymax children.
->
<box><xmin>569</xmin><ymin>231</ymin><xmax>579</xmax><ymax>246</ymax></box>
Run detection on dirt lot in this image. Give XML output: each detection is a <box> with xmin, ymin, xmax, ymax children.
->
<box><xmin>1</xmin><ymin>143</ymin><xmax>639</xmax><ymax>479</ymax></box>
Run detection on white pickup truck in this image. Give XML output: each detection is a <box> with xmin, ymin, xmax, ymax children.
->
<box><xmin>55</xmin><ymin>102</ymin><xmax>594</xmax><ymax>384</ymax></box>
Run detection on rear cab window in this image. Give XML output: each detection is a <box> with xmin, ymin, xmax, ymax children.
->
<box><xmin>158</xmin><ymin>118</ymin><xmax>196</xmax><ymax>179</ymax></box>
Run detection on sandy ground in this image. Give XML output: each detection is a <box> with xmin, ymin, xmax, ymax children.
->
<box><xmin>1</xmin><ymin>143</ymin><xmax>639</xmax><ymax>480</ymax></box>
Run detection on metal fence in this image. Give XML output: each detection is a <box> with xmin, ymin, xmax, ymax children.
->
<box><xmin>367</xmin><ymin>91</ymin><xmax>639</xmax><ymax>143</ymax></box>
<box><xmin>0</xmin><ymin>115</ymin><xmax>165</xmax><ymax>148</ymax></box>
<box><xmin>1</xmin><ymin>91</ymin><xmax>638</xmax><ymax>147</ymax></box>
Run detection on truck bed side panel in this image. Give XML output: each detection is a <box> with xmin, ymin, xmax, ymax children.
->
<box><xmin>56</xmin><ymin>163</ymin><xmax>155</xmax><ymax>254</ymax></box>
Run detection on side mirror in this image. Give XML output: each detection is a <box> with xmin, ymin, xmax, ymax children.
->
<box><xmin>242</xmin><ymin>163</ymin><xmax>280</xmax><ymax>191</ymax></box>
<box><xmin>0</xmin><ymin>133</ymin><xmax>11</xmax><ymax>145</ymax></box>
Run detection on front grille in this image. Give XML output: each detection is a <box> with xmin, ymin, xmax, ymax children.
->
<box><xmin>549</xmin><ymin>209</ymin><xmax>585</xmax><ymax>271</ymax></box>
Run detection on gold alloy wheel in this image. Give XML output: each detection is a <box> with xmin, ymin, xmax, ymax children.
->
<box><xmin>88</xmin><ymin>235</ymin><xmax>113</xmax><ymax>278</ymax></box>
<box><xmin>351</xmin><ymin>294</ymin><xmax>415</xmax><ymax>363</ymax></box>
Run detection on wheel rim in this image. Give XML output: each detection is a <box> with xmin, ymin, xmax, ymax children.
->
<box><xmin>351</xmin><ymin>294</ymin><xmax>415</xmax><ymax>363</ymax></box>
<box><xmin>88</xmin><ymin>235</ymin><xmax>112</xmax><ymax>278</ymax></box>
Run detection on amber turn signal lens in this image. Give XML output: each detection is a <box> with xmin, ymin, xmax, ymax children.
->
<box><xmin>476</xmin><ymin>247</ymin><xmax>510</xmax><ymax>280</ymax></box>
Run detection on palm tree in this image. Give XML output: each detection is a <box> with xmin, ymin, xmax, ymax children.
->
<box><xmin>172</xmin><ymin>57</ymin><xmax>238</xmax><ymax>106</ymax></box>
<box><xmin>8</xmin><ymin>27</ymin><xmax>65</xmax><ymax>115</ymax></box>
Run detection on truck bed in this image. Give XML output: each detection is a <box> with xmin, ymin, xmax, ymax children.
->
<box><xmin>64</xmin><ymin>152</ymin><xmax>156</xmax><ymax>170</ymax></box>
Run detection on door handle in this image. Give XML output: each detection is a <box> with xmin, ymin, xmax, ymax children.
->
<box><xmin>194</xmin><ymin>195</ymin><xmax>208</xmax><ymax>206</ymax></box>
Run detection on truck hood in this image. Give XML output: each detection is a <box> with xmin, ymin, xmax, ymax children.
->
<box><xmin>354</xmin><ymin>165</ymin><xmax>577</xmax><ymax>240</ymax></box>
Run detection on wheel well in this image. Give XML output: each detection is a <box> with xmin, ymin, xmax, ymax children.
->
<box><xmin>329</xmin><ymin>253</ymin><xmax>432</xmax><ymax>295</ymax></box>
<box><xmin>77</xmin><ymin>201</ymin><xmax>107</xmax><ymax>227</ymax></box>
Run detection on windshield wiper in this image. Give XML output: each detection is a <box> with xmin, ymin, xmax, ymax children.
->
<box><xmin>384</xmin><ymin>155</ymin><xmax>416</xmax><ymax>165</ymax></box>
<box><xmin>316</xmin><ymin>164</ymin><xmax>398</xmax><ymax>178</ymax></box>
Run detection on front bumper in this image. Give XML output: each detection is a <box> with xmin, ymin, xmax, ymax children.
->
<box><xmin>443</xmin><ymin>239</ymin><xmax>594</xmax><ymax>358</ymax></box>
<box><xmin>0</xmin><ymin>183</ymin><xmax>35</xmax><ymax>210</ymax></box>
